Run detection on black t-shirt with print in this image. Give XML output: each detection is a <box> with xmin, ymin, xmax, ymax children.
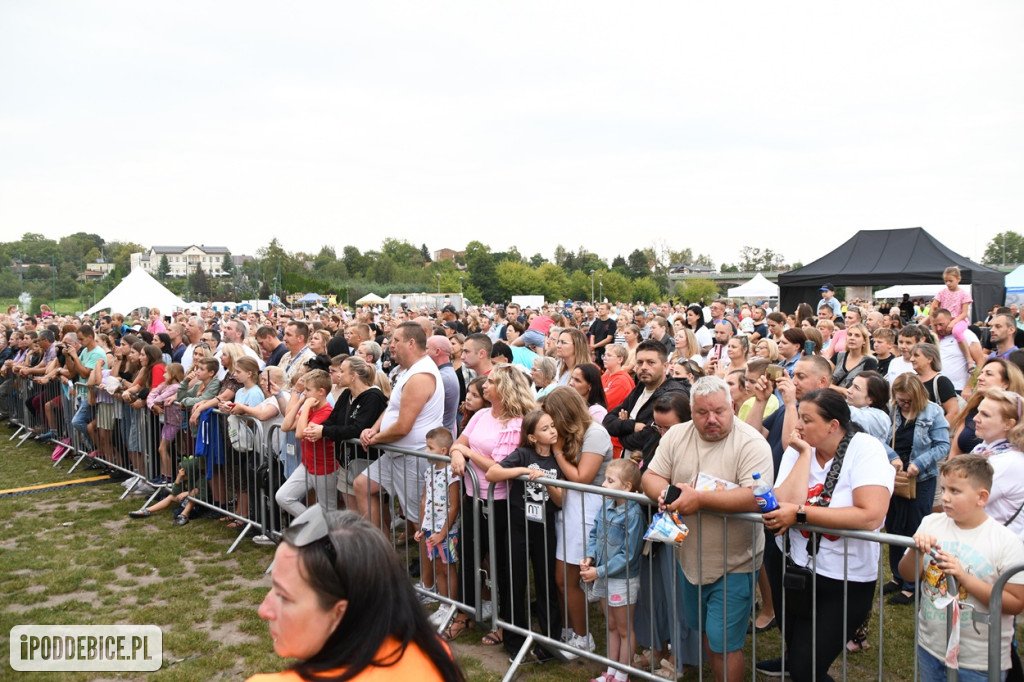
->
<box><xmin>500</xmin><ymin>446</ymin><xmax>563</xmax><ymax>521</ymax></box>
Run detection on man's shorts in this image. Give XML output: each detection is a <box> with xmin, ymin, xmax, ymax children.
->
<box><xmin>364</xmin><ymin>451</ymin><xmax>427</xmax><ymax>522</ymax></box>
<box><xmin>681</xmin><ymin>572</ymin><xmax>754</xmax><ymax>654</ymax></box>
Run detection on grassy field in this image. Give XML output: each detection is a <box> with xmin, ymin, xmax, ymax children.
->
<box><xmin>0</xmin><ymin>426</ymin><xmax>976</xmax><ymax>681</ymax></box>
<box><xmin>1</xmin><ymin>298</ymin><xmax>93</xmax><ymax>316</ymax></box>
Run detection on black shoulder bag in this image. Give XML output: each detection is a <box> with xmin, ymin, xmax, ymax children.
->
<box><xmin>783</xmin><ymin>431</ymin><xmax>854</xmax><ymax>612</ymax></box>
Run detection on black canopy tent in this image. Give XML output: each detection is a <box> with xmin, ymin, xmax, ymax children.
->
<box><xmin>778</xmin><ymin>227</ymin><xmax>1004</xmax><ymax>322</ymax></box>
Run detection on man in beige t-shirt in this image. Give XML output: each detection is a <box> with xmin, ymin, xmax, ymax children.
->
<box><xmin>642</xmin><ymin>375</ymin><xmax>773</xmax><ymax>682</ymax></box>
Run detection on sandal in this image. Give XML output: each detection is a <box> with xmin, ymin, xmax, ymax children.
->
<box><xmin>481</xmin><ymin>629</ymin><xmax>503</xmax><ymax>646</ymax></box>
<box><xmin>226</xmin><ymin>520</ymin><xmax>245</xmax><ymax>529</ymax></box>
<box><xmin>847</xmin><ymin>637</ymin><xmax>870</xmax><ymax>652</ymax></box>
<box><xmin>441</xmin><ymin>616</ymin><xmax>472</xmax><ymax>642</ymax></box>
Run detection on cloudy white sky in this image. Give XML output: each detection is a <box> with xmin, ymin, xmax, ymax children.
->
<box><xmin>2</xmin><ymin>1</ymin><xmax>1022</xmax><ymax>269</ymax></box>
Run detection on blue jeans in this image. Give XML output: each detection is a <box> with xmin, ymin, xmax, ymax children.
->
<box><xmin>917</xmin><ymin>645</ymin><xmax>1006</xmax><ymax>681</ymax></box>
<box><xmin>71</xmin><ymin>398</ymin><xmax>94</xmax><ymax>451</ymax></box>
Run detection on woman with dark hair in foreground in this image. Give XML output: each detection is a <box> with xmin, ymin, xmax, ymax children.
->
<box><xmin>248</xmin><ymin>507</ymin><xmax>465</xmax><ymax>682</ymax></box>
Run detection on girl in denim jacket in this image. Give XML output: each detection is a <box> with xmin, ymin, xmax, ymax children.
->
<box><xmin>581</xmin><ymin>458</ymin><xmax>646</xmax><ymax>682</ymax></box>
<box><xmin>883</xmin><ymin>373</ymin><xmax>950</xmax><ymax>604</ymax></box>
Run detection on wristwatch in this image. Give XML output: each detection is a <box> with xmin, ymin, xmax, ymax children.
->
<box><xmin>796</xmin><ymin>506</ymin><xmax>807</xmax><ymax>524</ymax></box>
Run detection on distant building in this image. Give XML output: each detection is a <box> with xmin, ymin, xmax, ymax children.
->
<box><xmin>85</xmin><ymin>257</ymin><xmax>115</xmax><ymax>276</ymax></box>
<box><xmin>131</xmin><ymin>245</ymin><xmax>232</xmax><ymax>277</ymax></box>
<box><xmin>433</xmin><ymin>248</ymin><xmax>465</xmax><ymax>263</ymax></box>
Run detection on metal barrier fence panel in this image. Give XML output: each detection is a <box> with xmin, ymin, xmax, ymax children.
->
<box><xmin>14</xmin><ymin>383</ymin><xmax>1023</xmax><ymax>681</ymax></box>
<box><xmin>476</xmin><ymin>472</ymin><xmax>970</xmax><ymax>682</ymax></box>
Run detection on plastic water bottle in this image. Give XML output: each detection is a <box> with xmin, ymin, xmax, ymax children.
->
<box><xmin>753</xmin><ymin>472</ymin><xmax>779</xmax><ymax>512</ymax></box>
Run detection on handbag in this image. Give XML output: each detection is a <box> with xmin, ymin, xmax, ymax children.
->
<box><xmin>890</xmin><ymin>411</ymin><xmax>918</xmax><ymax>500</ymax></box>
<box><xmin>227</xmin><ymin>414</ymin><xmax>255</xmax><ymax>451</ymax></box>
<box><xmin>893</xmin><ymin>470</ymin><xmax>917</xmax><ymax>499</ymax></box>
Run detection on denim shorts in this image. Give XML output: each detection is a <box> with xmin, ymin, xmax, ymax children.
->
<box><xmin>917</xmin><ymin>645</ymin><xmax>1006</xmax><ymax>682</ymax></box>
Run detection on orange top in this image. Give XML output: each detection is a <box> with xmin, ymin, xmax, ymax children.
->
<box><xmin>246</xmin><ymin>638</ymin><xmax>449</xmax><ymax>682</ymax></box>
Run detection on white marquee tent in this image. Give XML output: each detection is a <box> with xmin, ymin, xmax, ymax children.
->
<box><xmin>355</xmin><ymin>293</ymin><xmax>387</xmax><ymax>305</ymax></box>
<box><xmin>85</xmin><ymin>268</ymin><xmax>188</xmax><ymax>316</ymax></box>
<box><xmin>727</xmin><ymin>273</ymin><xmax>779</xmax><ymax>299</ymax></box>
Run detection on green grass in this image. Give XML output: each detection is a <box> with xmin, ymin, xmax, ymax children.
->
<box><xmin>2</xmin><ymin>428</ymin><xmax>1013</xmax><ymax>681</ymax></box>
<box><xmin>0</xmin><ymin>297</ymin><xmax>91</xmax><ymax>316</ymax></box>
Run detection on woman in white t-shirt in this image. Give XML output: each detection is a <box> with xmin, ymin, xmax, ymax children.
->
<box><xmin>543</xmin><ymin>386</ymin><xmax>614</xmax><ymax>656</ymax></box>
<box><xmin>759</xmin><ymin>388</ymin><xmax>894</xmax><ymax>681</ymax></box>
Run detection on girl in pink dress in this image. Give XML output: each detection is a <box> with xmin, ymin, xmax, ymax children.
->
<box><xmin>930</xmin><ymin>265</ymin><xmax>974</xmax><ymax>369</ymax></box>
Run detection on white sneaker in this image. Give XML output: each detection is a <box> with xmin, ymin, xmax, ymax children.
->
<box><xmin>416</xmin><ymin>583</ymin><xmax>438</xmax><ymax>605</ymax></box>
<box><xmin>560</xmin><ymin>627</ymin><xmax>574</xmax><ymax>643</ymax></box>
<box><xmin>252</xmin><ymin>534</ymin><xmax>276</xmax><ymax>546</ymax></box>
<box><xmin>130</xmin><ymin>483</ymin><xmax>156</xmax><ymax>496</ymax></box>
<box><xmin>429</xmin><ymin>604</ymin><xmax>455</xmax><ymax>629</ymax></box>
<box><xmin>568</xmin><ymin>632</ymin><xmax>595</xmax><ymax>654</ymax></box>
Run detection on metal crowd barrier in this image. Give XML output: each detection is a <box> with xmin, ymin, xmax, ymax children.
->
<box><xmin>474</xmin><ymin>473</ymin><xmax>974</xmax><ymax>682</ymax></box>
<box><xmin>13</xmin><ymin>385</ymin><xmax>1024</xmax><ymax>680</ymax></box>
<box><xmin>986</xmin><ymin>562</ymin><xmax>1024</xmax><ymax>682</ymax></box>
<box><xmin>334</xmin><ymin>440</ymin><xmax>486</xmax><ymax>632</ymax></box>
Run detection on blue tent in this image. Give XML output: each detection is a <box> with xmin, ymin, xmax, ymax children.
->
<box><xmin>296</xmin><ymin>293</ymin><xmax>326</xmax><ymax>304</ymax></box>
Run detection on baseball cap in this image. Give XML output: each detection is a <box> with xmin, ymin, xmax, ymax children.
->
<box><xmin>819</xmin><ymin>283</ymin><xmax>835</xmax><ymax>292</ymax></box>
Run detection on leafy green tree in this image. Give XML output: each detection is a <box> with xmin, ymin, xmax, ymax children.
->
<box><xmin>465</xmin><ymin>241</ymin><xmax>499</xmax><ymax>303</ymax></box>
<box><xmin>626</xmin><ymin>249</ymin><xmax>650</xmax><ymax>280</ymax></box>
<box><xmin>221</xmin><ymin>252</ymin><xmax>234</xmax><ymax>275</ymax></box>
<box><xmin>632</xmin><ymin>277</ymin><xmax>662</xmax><ymax>305</ymax></box>
<box><xmin>367</xmin><ymin>255</ymin><xmax>398</xmax><ymax>283</ymax></box>
<box><xmin>342</xmin><ymin>246</ymin><xmax>369</xmax><ymax>278</ymax></box>
<box><xmin>381</xmin><ymin>238</ymin><xmax>425</xmax><ymax>268</ymax></box>
<box><xmin>190</xmin><ymin>264</ymin><xmax>210</xmax><ymax>297</ymax></box>
<box><xmin>536</xmin><ymin>263</ymin><xmax>569</xmax><ymax>301</ymax></box>
<box><xmin>421</xmin><ymin>244</ymin><xmax>431</xmax><ymax>262</ymax></box>
<box><xmin>598</xmin><ymin>270</ymin><xmax>632</xmax><ymax>303</ymax></box>
<box><xmin>735</xmin><ymin>246</ymin><xmax>787</xmax><ymax>272</ymax></box>
<box><xmin>58</xmin><ymin>232</ymin><xmax>104</xmax><ymax>269</ymax></box>
<box><xmin>676</xmin><ymin>279</ymin><xmax>720</xmax><ymax>304</ymax></box>
<box><xmin>668</xmin><ymin>248</ymin><xmax>693</xmax><ymax>267</ymax></box>
<box><xmin>496</xmin><ymin>261</ymin><xmax>542</xmax><ymax>300</ymax></box>
<box><xmin>157</xmin><ymin>255</ymin><xmax>171</xmax><ymax>279</ymax></box>
<box><xmin>85</xmin><ymin>247</ymin><xmax>103</xmax><ymax>263</ymax></box>
<box><xmin>983</xmin><ymin>231</ymin><xmax>1024</xmax><ymax>266</ymax></box>
<box><xmin>9</xmin><ymin>233</ymin><xmax>58</xmax><ymax>264</ymax></box>
<box><xmin>103</xmin><ymin>241</ymin><xmax>145</xmax><ymax>276</ymax></box>
<box><xmin>566</xmin><ymin>270</ymin><xmax>591</xmax><ymax>301</ymax></box>
<box><xmin>529</xmin><ymin>253</ymin><xmax>546</xmax><ymax>268</ymax></box>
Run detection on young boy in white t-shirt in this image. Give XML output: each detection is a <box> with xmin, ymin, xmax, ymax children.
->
<box><xmin>899</xmin><ymin>455</ymin><xmax>1024</xmax><ymax>681</ymax></box>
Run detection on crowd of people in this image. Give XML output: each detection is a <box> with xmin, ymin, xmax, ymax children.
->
<box><xmin>5</xmin><ymin>267</ymin><xmax>1024</xmax><ymax>681</ymax></box>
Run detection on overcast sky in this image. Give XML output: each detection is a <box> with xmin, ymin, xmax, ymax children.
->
<box><xmin>2</xmin><ymin>2</ymin><xmax>1022</xmax><ymax>269</ymax></box>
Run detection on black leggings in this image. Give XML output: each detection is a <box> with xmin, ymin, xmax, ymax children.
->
<box><xmin>503</xmin><ymin>514</ymin><xmax>561</xmax><ymax>656</ymax></box>
<box><xmin>784</xmin><ymin>575</ymin><xmax>876</xmax><ymax>682</ymax></box>
<box><xmin>458</xmin><ymin>496</ymin><xmax>511</xmax><ymax>626</ymax></box>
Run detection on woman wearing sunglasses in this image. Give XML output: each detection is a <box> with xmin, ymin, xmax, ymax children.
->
<box><xmin>250</xmin><ymin>507</ymin><xmax>465</xmax><ymax>681</ymax></box>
